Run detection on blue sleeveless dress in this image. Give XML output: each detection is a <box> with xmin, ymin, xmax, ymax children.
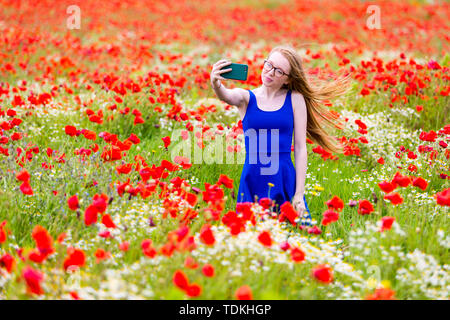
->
<box><xmin>236</xmin><ymin>88</ymin><xmax>312</xmax><ymax>225</ymax></box>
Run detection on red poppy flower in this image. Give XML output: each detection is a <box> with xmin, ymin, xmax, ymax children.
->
<box><xmin>83</xmin><ymin>130</ymin><xmax>97</xmax><ymax>141</ymax></box>
<box><xmin>279</xmin><ymin>202</ymin><xmax>299</xmax><ymax>225</ymax></box>
<box><xmin>116</xmin><ymin>163</ymin><xmax>133</xmax><ymax>174</ymax></box>
<box><xmin>101</xmin><ymin>214</ymin><xmax>116</xmax><ymax>228</ymax></box>
<box><xmin>291</xmin><ymin>247</ymin><xmax>306</xmax><ymax>263</ymax></box>
<box><xmin>98</xmin><ymin>230</ymin><xmax>112</xmax><ymax>238</ymax></box>
<box><xmin>173</xmin><ymin>156</ymin><xmax>192</xmax><ymax>169</ymax></box>
<box><xmin>360</xmin><ymin>88</ymin><xmax>370</xmax><ymax>96</ymax></box>
<box><xmin>70</xmin><ymin>291</ymin><xmax>81</xmax><ymax>300</ymax></box>
<box><xmin>365</xmin><ymin>288</ymin><xmax>396</xmax><ymax>300</ymax></box>
<box><xmin>199</xmin><ymin>224</ymin><xmax>215</xmax><ymax>246</ymax></box>
<box><xmin>312</xmin><ymin>264</ymin><xmax>333</xmax><ymax>284</ymax></box>
<box><xmin>16</xmin><ymin>169</ymin><xmax>30</xmax><ymax>182</ymax></box>
<box><xmin>378</xmin><ymin>181</ymin><xmax>396</xmax><ymax>193</ymax></box>
<box><xmin>84</xmin><ymin>204</ymin><xmax>98</xmax><ymax>226</ymax></box>
<box><xmin>235</xmin><ymin>285</ymin><xmax>253</xmax><ymax>300</ymax></box>
<box><xmin>419</xmin><ymin>130</ymin><xmax>437</xmax><ymax>142</ymax></box>
<box><xmin>138</xmin><ymin>167</ymin><xmax>151</xmax><ymax>182</ymax></box>
<box><xmin>184</xmin><ymin>256</ymin><xmax>199</xmax><ymax>269</ymax></box>
<box><xmin>391</xmin><ymin>172</ymin><xmax>411</xmax><ymax>188</ymax></box>
<box><xmin>173</xmin><ymin>270</ymin><xmax>189</xmax><ymax>291</ymax></box>
<box><xmin>436</xmin><ymin>188</ymin><xmax>450</xmax><ymax>207</ymax></box>
<box><xmin>202</xmin><ymin>264</ymin><xmax>215</xmax><ymax>277</ymax></box>
<box><xmin>202</xmin><ymin>183</ymin><xmax>225</xmax><ymax>203</ymax></box>
<box><xmin>171</xmin><ymin>225</ymin><xmax>188</xmax><ymax>243</ymax></box>
<box><xmin>384</xmin><ymin>192</ymin><xmax>403</xmax><ymax>205</ymax></box>
<box><xmin>67</xmin><ymin>195</ymin><xmax>79</xmax><ymax>211</ymax></box>
<box><xmin>257</xmin><ymin>230</ymin><xmax>272</xmax><ymax>247</ymax></box>
<box><xmin>101</xmin><ymin>145</ymin><xmax>122</xmax><ymax>162</ymax></box>
<box><xmin>20</xmin><ymin>180</ymin><xmax>33</xmax><ymax>195</ymax></box>
<box><xmin>407</xmin><ymin>151</ymin><xmax>418</xmax><ymax>160</ymax></box>
<box><xmin>321</xmin><ymin>209</ymin><xmax>340</xmax><ymax>226</ymax></box>
<box><xmin>326</xmin><ymin>196</ymin><xmax>344</xmax><ymax>212</ymax></box>
<box><xmin>11</xmin><ymin>132</ymin><xmax>23</xmax><ymax>141</ymax></box>
<box><xmin>57</xmin><ymin>233</ymin><xmax>66</xmax><ymax>244</ymax></box>
<box><xmin>307</xmin><ymin>225</ymin><xmax>322</xmax><ymax>235</ymax></box>
<box><xmin>0</xmin><ymin>220</ymin><xmax>7</xmax><ymax>244</ymax></box>
<box><xmin>0</xmin><ymin>253</ymin><xmax>15</xmax><ymax>273</ymax></box>
<box><xmin>6</xmin><ymin>109</ymin><xmax>16</xmax><ymax>117</ymax></box>
<box><xmin>412</xmin><ymin>177</ymin><xmax>428</xmax><ymax>191</ymax></box>
<box><xmin>63</xmin><ymin>247</ymin><xmax>86</xmax><ymax>271</ymax></box>
<box><xmin>92</xmin><ymin>193</ymin><xmax>108</xmax><ymax>213</ymax></box>
<box><xmin>186</xmin><ymin>283</ymin><xmax>202</xmax><ymax>297</ymax></box>
<box><xmin>28</xmin><ymin>249</ymin><xmax>47</xmax><ymax>263</ymax></box>
<box><xmin>140</xmin><ymin>238</ymin><xmax>155</xmax><ymax>257</ymax></box>
<box><xmin>94</xmin><ymin>248</ymin><xmax>110</xmax><ymax>263</ymax></box>
<box><xmin>127</xmin><ymin>133</ymin><xmax>140</xmax><ymax>144</ymax></box>
<box><xmin>88</xmin><ymin>114</ymin><xmax>103</xmax><ymax>124</ymax></box>
<box><xmin>217</xmin><ymin>174</ymin><xmax>233</xmax><ymax>189</ymax></box>
<box><xmin>358</xmin><ymin>200</ymin><xmax>374</xmax><ymax>215</ymax></box>
<box><xmin>161</xmin><ymin>159</ymin><xmax>179</xmax><ymax>172</ymax></box>
<box><xmin>359</xmin><ymin>136</ymin><xmax>368</xmax><ymax>144</ymax></box>
<box><xmin>64</xmin><ymin>125</ymin><xmax>77</xmax><ymax>136</ymax></box>
<box><xmin>131</xmin><ymin>109</ymin><xmax>141</xmax><ymax>117</ymax></box>
<box><xmin>280</xmin><ymin>241</ymin><xmax>290</xmax><ymax>251</ymax></box>
<box><xmin>229</xmin><ymin>220</ymin><xmax>245</xmax><ymax>236</ymax></box>
<box><xmin>23</xmin><ymin>266</ymin><xmax>45</xmax><ymax>295</ymax></box>
<box><xmin>162</xmin><ymin>136</ymin><xmax>171</xmax><ymax>148</ymax></box>
<box><xmin>380</xmin><ymin>216</ymin><xmax>395</xmax><ymax>232</ymax></box>
<box><xmin>258</xmin><ymin>197</ymin><xmax>273</xmax><ymax>210</ymax></box>
<box><xmin>119</xmin><ymin>241</ymin><xmax>129</xmax><ymax>252</ymax></box>
<box><xmin>134</xmin><ymin>115</ymin><xmax>145</xmax><ymax>125</ymax></box>
<box><xmin>31</xmin><ymin>225</ymin><xmax>54</xmax><ymax>257</ymax></box>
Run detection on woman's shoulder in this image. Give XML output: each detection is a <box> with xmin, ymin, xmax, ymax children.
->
<box><xmin>290</xmin><ymin>87</ymin><xmax>303</xmax><ymax>94</ymax></box>
<box><xmin>241</xmin><ymin>87</ymin><xmax>251</xmax><ymax>103</ymax></box>
<box><xmin>233</xmin><ymin>87</ymin><xmax>251</xmax><ymax>110</ymax></box>
<box><xmin>291</xmin><ymin>90</ymin><xmax>307</xmax><ymax>116</ymax></box>
<box><xmin>291</xmin><ymin>89</ymin><xmax>305</xmax><ymax>99</ymax></box>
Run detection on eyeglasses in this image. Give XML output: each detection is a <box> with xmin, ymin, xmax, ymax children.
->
<box><xmin>263</xmin><ymin>59</ymin><xmax>289</xmax><ymax>77</ymax></box>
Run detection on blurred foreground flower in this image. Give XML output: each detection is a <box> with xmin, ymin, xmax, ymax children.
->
<box><xmin>235</xmin><ymin>285</ymin><xmax>253</xmax><ymax>300</ymax></box>
<box><xmin>311</xmin><ymin>264</ymin><xmax>333</xmax><ymax>284</ymax></box>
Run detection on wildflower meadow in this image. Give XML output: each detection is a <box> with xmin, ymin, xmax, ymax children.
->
<box><xmin>0</xmin><ymin>0</ymin><xmax>448</xmax><ymax>301</ymax></box>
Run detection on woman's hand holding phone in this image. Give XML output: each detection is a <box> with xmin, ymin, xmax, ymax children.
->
<box><xmin>211</xmin><ymin>59</ymin><xmax>232</xmax><ymax>89</ymax></box>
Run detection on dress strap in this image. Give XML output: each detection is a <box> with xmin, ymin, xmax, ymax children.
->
<box><xmin>246</xmin><ymin>89</ymin><xmax>254</xmax><ymax>111</ymax></box>
<box><xmin>287</xmin><ymin>89</ymin><xmax>293</xmax><ymax>113</ymax></box>
<box><xmin>240</xmin><ymin>89</ymin><xmax>254</xmax><ymax>124</ymax></box>
<box><xmin>247</xmin><ymin>89</ymin><xmax>253</xmax><ymax>100</ymax></box>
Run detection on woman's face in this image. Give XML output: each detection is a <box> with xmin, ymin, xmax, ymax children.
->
<box><xmin>261</xmin><ymin>51</ymin><xmax>291</xmax><ymax>89</ymax></box>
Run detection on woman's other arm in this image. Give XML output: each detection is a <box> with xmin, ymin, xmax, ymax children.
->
<box><xmin>292</xmin><ymin>91</ymin><xmax>308</xmax><ymax>197</ymax></box>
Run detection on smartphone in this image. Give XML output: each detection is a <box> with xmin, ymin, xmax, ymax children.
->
<box><xmin>220</xmin><ymin>62</ymin><xmax>248</xmax><ymax>81</ymax></box>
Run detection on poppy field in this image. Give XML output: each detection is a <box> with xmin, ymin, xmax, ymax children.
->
<box><xmin>0</xmin><ymin>0</ymin><xmax>449</xmax><ymax>300</ymax></box>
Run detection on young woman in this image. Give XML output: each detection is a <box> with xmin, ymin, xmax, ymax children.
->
<box><xmin>210</xmin><ymin>45</ymin><xmax>351</xmax><ymax>223</ymax></box>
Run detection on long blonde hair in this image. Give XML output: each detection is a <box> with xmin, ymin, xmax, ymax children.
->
<box><xmin>269</xmin><ymin>45</ymin><xmax>352</xmax><ymax>154</ymax></box>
